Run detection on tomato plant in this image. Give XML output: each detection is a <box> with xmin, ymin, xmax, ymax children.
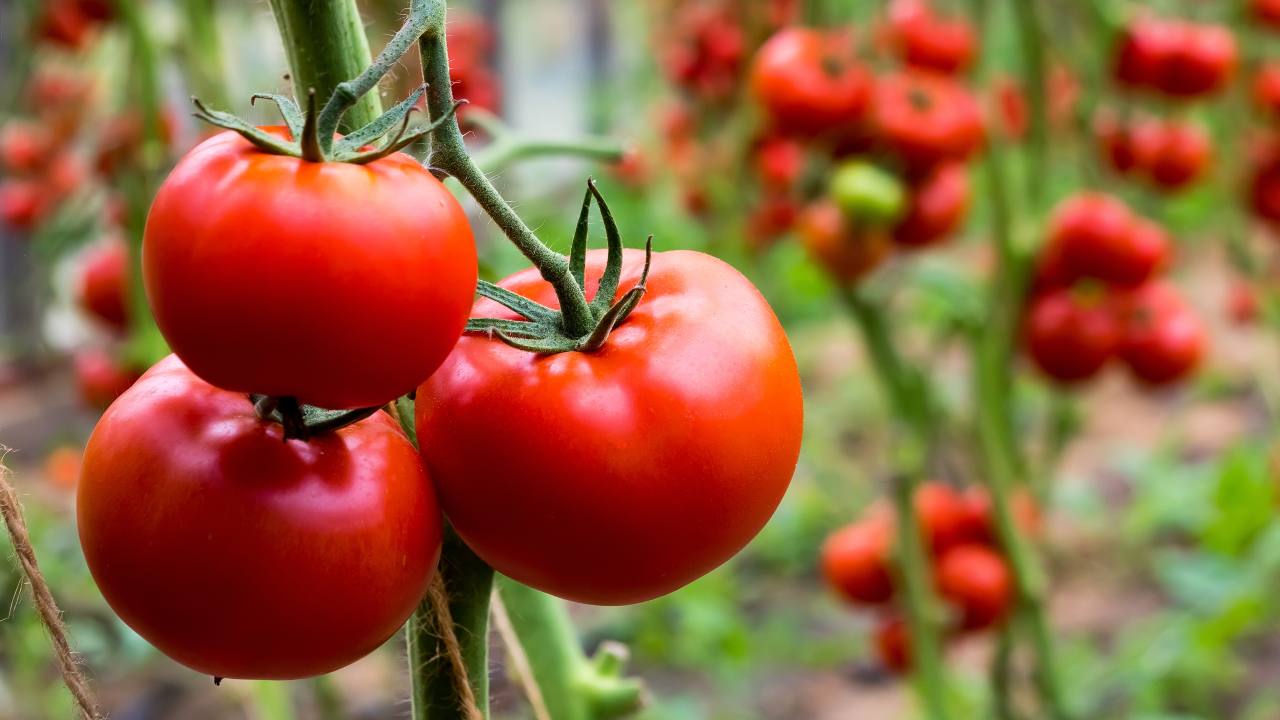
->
<box><xmin>751</xmin><ymin>27</ymin><xmax>873</xmax><ymax>137</ymax></box>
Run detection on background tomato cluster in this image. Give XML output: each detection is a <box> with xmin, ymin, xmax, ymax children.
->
<box><xmin>6</xmin><ymin>0</ymin><xmax>1280</xmax><ymax>718</ymax></box>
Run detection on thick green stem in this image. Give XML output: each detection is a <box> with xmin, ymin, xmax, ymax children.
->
<box><xmin>417</xmin><ymin>4</ymin><xmax>596</xmax><ymax>338</ymax></box>
<box><xmin>496</xmin><ymin>578</ymin><xmax>643</xmax><ymax>720</ymax></box>
<box><xmin>266</xmin><ymin>0</ymin><xmax>382</xmax><ymax>131</ymax></box>
<box><xmin>408</xmin><ymin>530</ymin><xmax>495</xmax><ymax>720</ymax></box>
<box><xmin>1011</xmin><ymin>0</ymin><xmax>1049</xmax><ymax>209</ymax></box>
<box><xmin>839</xmin><ymin>288</ymin><xmax>950</xmax><ymax>720</ymax></box>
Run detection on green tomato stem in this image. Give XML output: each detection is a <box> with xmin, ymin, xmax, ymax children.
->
<box><xmin>1011</xmin><ymin>0</ymin><xmax>1049</xmax><ymax>210</ymax></box>
<box><xmin>416</xmin><ymin>1</ymin><xmax>596</xmax><ymax>338</ymax></box>
<box><xmin>495</xmin><ymin>578</ymin><xmax>643</xmax><ymax>720</ymax></box>
<box><xmin>408</xmin><ymin>530</ymin><xmax>495</xmax><ymax>720</ymax></box>
<box><xmin>839</xmin><ymin>288</ymin><xmax>950</xmax><ymax>720</ymax></box>
<box><xmin>266</xmin><ymin>0</ymin><xmax>382</xmax><ymax>132</ymax></box>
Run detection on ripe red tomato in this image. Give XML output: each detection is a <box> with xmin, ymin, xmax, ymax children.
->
<box><xmin>750</xmin><ymin>28</ymin><xmax>874</xmax><ymax>137</ymax></box>
<box><xmin>1093</xmin><ymin>112</ymin><xmax>1158</xmax><ymax>176</ymax></box>
<box><xmin>73</xmin><ymin>348</ymin><xmax>140</xmax><ymax>410</ymax></box>
<box><xmin>956</xmin><ymin>486</ymin><xmax>1042</xmax><ymax>545</ymax></box>
<box><xmin>415</xmin><ymin>249</ymin><xmax>803</xmax><ymax>605</ymax></box>
<box><xmin>1116</xmin><ymin>282</ymin><xmax>1206</xmax><ymax>386</ymax></box>
<box><xmin>822</xmin><ymin>518</ymin><xmax>895</xmax><ymax>605</ymax></box>
<box><xmin>754</xmin><ymin>135</ymin><xmax>805</xmax><ymax>190</ymax></box>
<box><xmin>1049</xmin><ymin>193</ymin><xmax>1167</xmax><ymax>288</ymax></box>
<box><xmin>886</xmin><ymin>0</ymin><xmax>976</xmax><ymax>75</ymax></box>
<box><xmin>0</xmin><ymin>180</ymin><xmax>47</xmax><ymax>230</ymax></box>
<box><xmin>1254</xmin><ymin>0</ymin><xmax>1280</xmax><ymax>28</ymax></box>
<box><xmin>745</xmin><ymin>194</ymin><xmax>800</xmax><ymax>249</ymax></box>
<box><xmin>1145</xmin><ymin>121</ymin><xmax>1210</xmax><ymax>191</ymax></box>
<box><xmin>0</xmin><ymin>122</ymin><xmax>52</xmax><ymax>174</ymax></box>
<box><xmin>936</xmin><ymin>544</ymin><xmax>1012</xmax><ymax>630</ymax></box>
<box><xmin>663</xmin><ymin>4</ymin><xmax>746</xmax><ymax>101</ymax></box>
<box><xmin>1024</xmin><ymin>288</ymin><xmax>1121</xmax><ymax>383</ymax></box>
<box><xmin>1249</xmin><ymin>140</ymin><xmax>1280</xmax><ymax>223</ymax></box>
<box><xmin>144</xmin><ymin>129</ymin><xmax>477</xmax><ymax>410</ymax></box>
<box><xmin>874</xmin><ymin>615</ymin><xmax>912</xmax><ymax>673</ymax></box>
<box><xmin>893</xmin><ymin>162</ymin><xmax>969</xmax><ymax>248</ymax></box>
<box><xmin>78</xmin><ymin>240</ymin><xmax>129</xmax><ymax>331</ymax></box>
<box><xmin>1255</xmin><ymin>64</ymin><xmax>1280</xmax><ymax>119</ymax></box>
<box><xmin>1113</xmin><ymin>19</ymin><xmax>1178</xmax><ymax>89</ymax></box>
<box><xmin>797</xmin><ymin>201</ymin><xmax>892</xmax><ymax>283</ymax></box>
<box><xmin>872</xmin><ymin>72</ymin><xmax>984</xmax><ymax>173</ymax></box>
<box><xmin>1156</xmin><ymin>22</ymin><xmax>1236</xmax><ymax>98</ymax></box>
<box><xmin>78</xmin><ymin>356</ymin><xmax>440</xmax><ymax>678</ymax></box>
<box><xmin>38</xmin><ymin>0</ymin><xmax>94</xmax><ymax>49</ymax></box>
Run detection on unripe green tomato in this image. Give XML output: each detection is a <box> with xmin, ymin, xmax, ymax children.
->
<box><xmin>829</xmin><ymin>161</ymin><xmax>907</xmax><ymax>226</ymax></box>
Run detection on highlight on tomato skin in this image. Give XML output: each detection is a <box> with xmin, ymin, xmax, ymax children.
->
<box><xmin>77</xmin><ymin>356</ymin><xmax>441</xmax><ymax>680</ymax></box>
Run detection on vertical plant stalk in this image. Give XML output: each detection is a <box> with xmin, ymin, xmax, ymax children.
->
<box><xmin>407</xmin><ymin>530</ymin><xmax>494</xmax><ymax>720</ymax></box>
<box><xmin>495</xmin><ymin>578</ymin><xmax>643</xmax><ymax>720</ymax></box>
<box><xmin>266</xmin><ymin>0</ymin><xmax>382</xmax><ymax>131</ymax></box>
<box><xmin>1011</xmin><ymin>0</ymin><xmax>1049</xmax><ymax>208</ymax></box>
<box><xmin>840</xmin><ymin>289</ymin><xmax>950</xmax><ymax>720</ymax></box>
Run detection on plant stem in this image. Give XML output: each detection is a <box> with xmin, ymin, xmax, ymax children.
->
<box><xmin>179</xmin><ymin>0</ymin><xmax>230</xmax><ymax>109</ymax></box>
<box><xmin>266</xmin><ymin>0</ymin><xmax>382</xmax><ymax>131</ymax></box>
<box><xmin>495</xmin><ymin>578</ymin><xmax>643</xmax><ymax>720</ymax></box>
<box><xmin>839</xmin><ymin>288</ymin><xmax>950</xmax><ymax>720</ymax></box>
<box><xmin>1011</xmin><ymin>0</ymin><xmax>1049</xmax><ymax>209</ymax></box>
<box><xmin>407</xmin><ymin>530</ymin><xmax>495</xmax><ymax>720</ymax></box>
<box><xmin>416</xmin><ymin>2</ymin><xmax>596</xmax><ymax>337</ymax></box>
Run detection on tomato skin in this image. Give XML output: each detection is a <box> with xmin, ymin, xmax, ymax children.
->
<box><xmin>0</xmin><ymin>122</ymin><xmax>52</xmax><ymax>174</ymax></box>
<box><xmin>74</xmin><ymin>348</ymin><xmax>140</xmax><ymax>410</ymax></box>
<box><xmin>1024</xmin><ymin>288</ymin><xmax>1121</xmax><ymax>383</ymax></box>
<box><xmin>822</xmin><ymin>519</ymin><xmax>895</xmax><ymax>605</ymax></box>
<box><xmin>751</xmin><ymin>28</ymin><xmax>874</xmax><ymax>137</ymax></box>
<box><xmin>754</xmin><ymin>136</ymin><xmax>805</xmax><ymax>190</ymax></box>
<box><xmin>1094</xmin><ymin>112</ymin><xmax>1158</xmax><ymax>176</ymax></box>
<box><xmin>0</xmin><ymin>180</ymin><xmax>47</xmax><ymax>230</ymax></box>
<box><xmin>892</xmin><ymin>161</ymin><xmax>969</xmax><ymax>248</ymax></box>
<box><xmin>1228</xmin><ymin>281</ymin><xmax>1260</xmax><ymax>326</ymax></box>
<box><xmin>1048</xmin><ymin>193</ymin><xmax>1167</xmax><ymax>288</ymax></box>
<box><xmin>1255</xmin><ymin>64</ymin><xmax>1280</xmax><ymax>119</ymax></box>
<box><xmin>798</xmin><ymin>201</ymin><xmax>892</xmax><ymax>284</ymax></box>
<box><xmin>78</xmin><ymin>240</ymin><xmax>129</xmax><ymax>331</ymax></box>
<box><xmin>1114</xmin><ymin>20</ymin><xmax>1236</xmax><ymax>97</ymax></box>
<box><xmin>416</xmin><ymin>250</ymin><xmax>802</xmax><ymax>605</ymax></box>
<box><xmin>886</xmin><ymin>0</ymin><xmax>976</xmax><ymax>75</ymax></box>
<box><xmin>1250</xmin><ymin>141</ymin><xmax>1280</xmax><ymax>224</ymax></box>
<box><xmin>1116</xmin><ymin>282</ymin><xmax>1205</xmax><ymax>386</ymax></box>
<box><xmin>936</xmin><ymin>544</ymin><xmax>1011</xmax><ymax>631</ymax></box>
<box><xmin>874</xmin><ymin>615</ymin><xmax>912</xmax><ymax>673</ymax></box>
<box><xmin>144</xmin><ymin>129</ymin><xmax>477</xmax><ymax>410</ymax></box>
<box><xmin>1254</xmin><ymin>0</ymin><xmax>1280</xmax><ymax>28</ymax></box>
<box><xmin>872</xmin><ymin>72</ymin><xmax>984</xmax><ymax>174</ymax></box>
<box><xmin>1113</xmin><ymin>20</ymin><xmax>1177</xmax><ymax>89</ymax></box>
<box><xmin>1145</xmin><ymin>121</ymin><xmax>1210</xmax><ymax>191</ymax></box>
<box><xmin>957</xmin><ymin>486</ymin><xmax>1042</xmax><ymax>545</ymax></box>
<box><xmin>78</xmin><ymin>356</ymin><xmax>440</xmax><ymax>678</ymax></box>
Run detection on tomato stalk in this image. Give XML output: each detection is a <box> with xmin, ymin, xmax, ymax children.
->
<box><xmin>839</xmin><ymin>288</ymin><xmax>951</xmax><ymax>720</ymax></box>
<box><xmin>465</xmin><ymin>109</ymin><xmax>624</xmax><ymax>174</ymax></box>
<box><xmin>1011</xmin><ymin>0</ymin><xmax>1049</xmax><ymax>208</ymax></box>
<box><xmin>495</xmin><ymin>578</ymin><xmax>643</xmax><ymax>720</ymax></box>
<box><xmin>265</xmin><ymin>0</ymin><xmax>382</xmax><ymax>131</ymax></box>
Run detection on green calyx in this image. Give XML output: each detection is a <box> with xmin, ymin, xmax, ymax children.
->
<box><xmin>192</xmin><ymin>0</ymin><xmax>461</xmax><ymax>164</ymax></box>
<box><xmin>251</xmin><ymin>394</ymin><xmax>383</xmax><ymax>441</ymax></box>
<box><xmin>465</xmin><ymin>179</ymin><xmax>654</xmax><ymax>355</ymax></box>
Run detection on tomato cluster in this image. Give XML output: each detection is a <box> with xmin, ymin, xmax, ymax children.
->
<box><xmin>1026</xmin><ymin>193</ymin><xmax>1205</xmax><ymax>386</ymax></box>
<box><xmin>1094</xmin><ymin>112</ymin><xmax>1211</xmax><ymax>193</ymax></box>
<box><xmin>822</xmin><ymin>481</ymin><xmax>1037</xmax><ymax>672</ymax></box>
<box><xmin>1113</xmin><ymin>17</ymin><xmax>1237</xmax><ymax>99</ymax></box>
<box><xmin>37</xmin><ymin>0</ymin><xmax>114</xmax><ymax>51</ymax></box>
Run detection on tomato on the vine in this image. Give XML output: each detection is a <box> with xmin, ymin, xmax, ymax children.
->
<box><xmin>1254</xmin><ymin>0</ymin><xmax>1280</xmax><ymax>29</ymax></box>
<box><xmin>0</xmin><ymin>180</ymin><xmax>46</xmax><ymax>230</ymax></box>
<box><xmin>78</xmin><ymin>356</ymin><xmax>440</xmax><ymax>678</ymax></box>
<box><xmin>1145</xmin><ymin>121</ymin><xmax>1210</xmax><ymax>191</ymax></box>
<box><xmin>798</xmin><ymin>201</ymin><xmax>892</xmax><ymax>283</ymax></box>
<box><xmin>1250</xmin><ymin>140</ymin><xmax>1280</xmax><ymax>224</ymax></box>
<box><xmin>829</xmin><ymin>161</ymin><xmax>907</xmax><ymax>227</ymax></box>
<box><xmin>892</xmin><ymin>161</ymin><xmax>969</xmax><ymax>248</ymax></box>
<box><xmin>73</xmin><ymin>348</ymin><xmax>140</xmax><ymax>411</ymax></box>
<box><xmin>144</xmin><ymin>128</ymin><xmax>477</xmax><ymax>410</ymax></box>
<box><xmin>874</xmin><ymin>615</ymin><xmax>912</xmax><ymax>673</ymax></box>
<box><xmin>1255</xmin><ymin>64</ymin><xmax>1280</xmax><ymax>119</ymax></box>
<box><xmin>1048</xmin><ymin>193</ymin><xmax>1166</xmax><ymax>288</ymax></box>
<box><xmin>415</xmin><ymin>250</ymin><xmax>802</xmax><ymax>605</ymax></box>
<box><xmin>1094</xmin><ymin>112</ymin><xmax>1157</xmax><ymax>176</ymax></box>
<box><xmin>885</xmin><ymin>0</ymin><xmax>976</xmax><ymax>75</ymax></box>
<box><xmin>78</xmin><ymin>240</ymin><xmax>129</xmax><ymax>332</ymax></box>
<box><xmin>872</xmin><ymin>71</ymin><xmax>983</xmax><ymax>173</ymax></box>
<box><xmin>0</xmin><ymin>121</ymin><xmax>51</xmax><ymax>174</ymax></box>
<box><xmin>822</xmin><ymin>518</ymin><xmax>895</xmax><ymax>605</ymax></box>
<box><xmin>1024</xmin><ymin>288</ymin><xmax>1120</xmax><ymax>383</ymax></box>
<box><xmin>936</xmin><ymin>544</ymin><xmax>1011</xmax><ymax>631</ymax></box>
<box><xmin>1116</xmin><ymin>282</ymin><xmax>1206</xmax><ymax>386</ymax></box>
<box><xmin>750</xmin><ymin>27</ymin><xmax>874</xmax><ymax>137</ymax></box>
